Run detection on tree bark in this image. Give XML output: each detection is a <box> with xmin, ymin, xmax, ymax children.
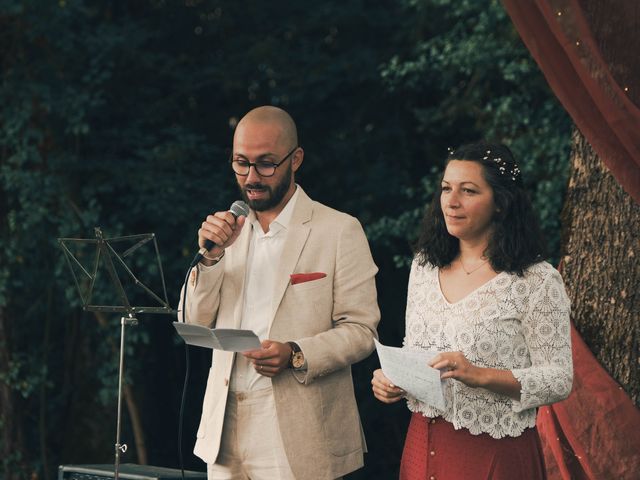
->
<box><xmin>560</xmin><ymin>129</ymin><xmax>640</xmax><ymax>405</ymax></box>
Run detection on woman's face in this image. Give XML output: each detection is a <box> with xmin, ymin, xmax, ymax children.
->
<box><xmin>440</xmin><ymin>160</ymin><xmax>496</xmax><ymax>244</ymax></box>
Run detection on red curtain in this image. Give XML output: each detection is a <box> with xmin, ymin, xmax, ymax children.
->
<box><xmin>501</xmin><ymin>2</ymin><xmax>640</xmax><ymax>478</ymax></box>
<box><xmin>502</xmin><ymin>0</ymin><xmax>640</xmax><ymax>202</ymax></box>
<box><xmin>536</xmin><ymin>323</ymin><xmax>640</xmax><ymax>479</ymax></box>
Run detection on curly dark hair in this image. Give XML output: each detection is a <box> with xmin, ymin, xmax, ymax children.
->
<box><xmin>414</xmin><ymin>142</ymin><xmax>546</xmax><ymax>276</ymax></box>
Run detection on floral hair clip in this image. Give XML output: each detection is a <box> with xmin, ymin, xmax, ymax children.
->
<box><xmin>480</xmin><ymin>150</ymin><xmax>520</xmax><ymax>181</ymax></box>
<box><xmin>450</xmin><ymin>147</ymin><xmax>520</xmax><ymax>181</ymax></box>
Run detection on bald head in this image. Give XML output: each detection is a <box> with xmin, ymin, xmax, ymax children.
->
<box><xmin>232</xmin><ymin>106</ymin><xmax>303</xmax><ymax>218</ymax></box>
<box><xmin>234</xmin><ymin>106</ymin><xmax>298</xmax><ymax>149</ymax></box>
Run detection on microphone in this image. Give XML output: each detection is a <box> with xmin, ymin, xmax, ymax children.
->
<box><xmin>190</xmin><ymin>200</ymin><xmax>250</xmax><ymax>267</ymax></box>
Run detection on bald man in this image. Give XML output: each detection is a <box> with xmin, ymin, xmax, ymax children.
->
<box><xmin>179</xmin><ymin>106</ymin><xmax>380</xmax><ymax>479</ymax></box>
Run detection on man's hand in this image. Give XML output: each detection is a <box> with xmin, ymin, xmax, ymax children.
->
<box><xmin>198</xmin><ymin>211</ymin><xmax>246</xmax><ymax>264</ymax></box>
<box><xmin>242</xmin><ymin>340</ymin><xmax>292</xmax><ymax>377</ymax></box>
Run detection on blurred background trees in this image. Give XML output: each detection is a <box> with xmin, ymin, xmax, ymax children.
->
<box><xmin>0</xmin><ymin>0</ymin><xmax>571</xmax><ymax>478</ymax></box>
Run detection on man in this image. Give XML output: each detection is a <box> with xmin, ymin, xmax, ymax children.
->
<box><xmin>179</xmin><ymin>106</ymin><xmax>380</xmax><ymax>479</ymax></box>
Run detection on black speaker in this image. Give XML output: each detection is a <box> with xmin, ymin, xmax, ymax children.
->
<box><xmin>57</xmin><ymin>464</ymin><xmax>206</xmax><ymax>480</ymax></box>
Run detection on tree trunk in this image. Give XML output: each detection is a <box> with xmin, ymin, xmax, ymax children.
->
<box><xmin>0</xmin><ymin>307</ymin><xmax>28</xmax><ymax>479</ymax></box>
<box><xmin>560</xmin><ymin>129</ymin><xmax>640</xmax><ymax>406</ymax></box>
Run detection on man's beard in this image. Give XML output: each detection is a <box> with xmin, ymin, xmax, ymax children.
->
<box><xmin>238</xmin><ymin>162</ymin><xmax>292</xmax><ymax>212</ymax></box>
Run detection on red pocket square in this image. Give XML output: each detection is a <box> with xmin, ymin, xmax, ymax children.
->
<box><xmin>290</xmin><ymin>272</ymin><xmax>327</xmax><ymax>285</ymax></box>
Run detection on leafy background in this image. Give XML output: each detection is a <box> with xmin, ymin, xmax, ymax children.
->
<box><xmin>0</xmin><ymin>0</ymin><xmax>571</xmax><ymax>478</ymax></box>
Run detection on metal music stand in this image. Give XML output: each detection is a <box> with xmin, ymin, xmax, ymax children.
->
<box><xmin>58</xmin><ymin>227</ymin><xmax>176</xmax><ymax>480</ymax></box>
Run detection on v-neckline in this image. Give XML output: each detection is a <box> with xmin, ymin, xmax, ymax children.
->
<box><xmin>436</xmin><ymin>267</ymin><xmax>505</xmax><ymax>306</ymax></box>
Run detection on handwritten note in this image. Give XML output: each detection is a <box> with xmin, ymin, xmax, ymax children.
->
<box><xmin>374</xmin><ymin>339</ymin><xmax>446</xmax><ymax>411</ymax></box>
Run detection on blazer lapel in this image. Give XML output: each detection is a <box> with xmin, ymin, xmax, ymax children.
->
<box><xmin>268</xmin><ymin>189</ymin><xmax>313</xmax><ymax>330</ymax></box>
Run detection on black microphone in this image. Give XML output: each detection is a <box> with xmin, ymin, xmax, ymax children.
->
<box><xmin>190</xmin><ymin>200</ymin><xmax>250</xmax><ymax>267</ymax></box>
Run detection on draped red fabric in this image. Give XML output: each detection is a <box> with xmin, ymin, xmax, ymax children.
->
<box><xmin>502</xmin><ymin>0</ymin><xmax>640</xmax><ymax>203</ymax></box>
<box><xmin>536</xmin><ymin>323</ymin><xmax>640</xmax><ymax>479</ymax></box>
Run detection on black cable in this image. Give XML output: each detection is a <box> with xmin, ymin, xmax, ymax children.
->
<box><xmin>178</xmin><ymin>259</ymin><xmax>198</xmax><ymax>480</ymax></box>
<box><xmin>178</xmin><ymin>342</ymin><xmax>190</xmax><ymax>480</ymax></box>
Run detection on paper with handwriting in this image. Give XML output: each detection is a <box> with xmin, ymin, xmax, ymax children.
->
<box><xmin>374</xmin><ymin>339</ymin><xmax>446</xmax><ymax>411</ymax></box>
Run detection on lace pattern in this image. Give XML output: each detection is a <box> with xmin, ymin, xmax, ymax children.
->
<box><xmin>404</xmin><ymin>259</ymin><xmax>572</xmax><ymax>439</ymax></box>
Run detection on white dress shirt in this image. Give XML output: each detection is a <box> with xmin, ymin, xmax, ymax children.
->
<box><xmin>229</xmin><ymin>187</ymin><xmax>301</xmax><ymax>392</ymax></box>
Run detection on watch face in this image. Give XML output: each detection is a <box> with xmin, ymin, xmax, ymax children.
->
<box><xmin>292</xmin><ymin>352</ymin><xmax>305</xmax><ymax>369</ymax></box>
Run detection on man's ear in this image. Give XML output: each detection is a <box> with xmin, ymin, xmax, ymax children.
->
<box><xmin>292</xmin><ymin>147</ymin><xmax>304</xmax><ymax>172</ymax></box>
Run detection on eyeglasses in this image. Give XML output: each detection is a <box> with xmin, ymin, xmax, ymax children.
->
<box><xmin>230</xmin><ymin>146</ymin><xmax>298</xmax><ymax>177</ymax></box>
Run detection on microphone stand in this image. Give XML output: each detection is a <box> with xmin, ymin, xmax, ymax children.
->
<box><xmin>59</xmin><ymin>228</ymin><xmax>176</xmax><ymax>480</ymax></box>
<box><xmin>114</xmin><ymin>313</ymin><xmax>137</xmax><ymax>477</ymax></box>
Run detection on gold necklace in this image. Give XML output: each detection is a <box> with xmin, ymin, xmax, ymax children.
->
<box><xmin>459</xmin><ymin>257</ymin><xmax>489</xmax><ymax>275</ymax></box>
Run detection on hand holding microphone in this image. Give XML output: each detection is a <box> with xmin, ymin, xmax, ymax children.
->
<box><xmin>192</xmin><ymin>201</ymin><xmax>249</xmax><ymax>267</ymax></box>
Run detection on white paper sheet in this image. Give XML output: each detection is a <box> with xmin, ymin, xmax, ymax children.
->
<box><xmin>173</xmin><ymin>322</ymin><xmax>261</xmax><ymax>352</ymax></box>
<box><xmin>374</xmin><ymin>339</ymin><xmax>446</xmax><ymax>411</ymax></box>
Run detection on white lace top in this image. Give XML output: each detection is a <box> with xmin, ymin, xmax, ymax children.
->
<box><xmin>404</xmin><ymin>259</ymin><xmax>572</xmax><ymax>439</ymax></box>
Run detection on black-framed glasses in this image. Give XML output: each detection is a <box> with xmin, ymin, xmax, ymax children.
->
<box><xmin>230</xmin><ymin>146</ymin><xmax>298</xmax><ymax>177</ymax></box>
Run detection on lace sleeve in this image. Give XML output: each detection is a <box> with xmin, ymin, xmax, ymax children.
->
<box><xmin>402</xmin><ymin>258</ymin><xmax>420</xmax><ymax>348</ymax></box>
<box><xmin>511</xmin><ymin>268</ymin><xmax>573</xmax><ymax>412</ymax></box>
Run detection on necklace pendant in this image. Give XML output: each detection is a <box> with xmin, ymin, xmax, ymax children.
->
<box><xmin>459</xmin><ymin>257</ymin><xmax>489</xmax><ymax>275</ymax></box>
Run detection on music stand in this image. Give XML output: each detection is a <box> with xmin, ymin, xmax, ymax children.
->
<box><xmin>58</xmin><ymin>227</ymin><xmax>176</xmax><ymax>480</ymax></box>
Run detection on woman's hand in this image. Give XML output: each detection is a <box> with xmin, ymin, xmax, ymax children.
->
<box><xmin>371</xmin><ymin>368</ymin><xmax>406</xmax><ymax>404</ymax></box>
<box><xmin>430</xmin><ymin>351</ymin><xmax>522</xmax><ymax>400</ymax></box>
<box><xmin>429</xmin><ymin>351</ymin><xmax>485</xmax><ymax>388</ymax></box>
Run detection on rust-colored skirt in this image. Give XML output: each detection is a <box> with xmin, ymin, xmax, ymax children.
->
<box><xmin>400</xmin><ymin>413</ymin><xmax>546</xmax><ymax>480</ymax></box>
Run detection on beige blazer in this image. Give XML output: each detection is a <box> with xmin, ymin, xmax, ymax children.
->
<box><xmin>180</xmin><ymin>188</ymin><xmax>380</xmax><ymax>479</ymax></box>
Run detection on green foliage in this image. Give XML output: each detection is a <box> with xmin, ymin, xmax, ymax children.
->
<box><xmin>0</xmin><ymin>354</ymin><xmax>49</xmax><ymax>398</ymax></box>
<box><xmin>0</xmin><ymin>0</ymin><xmax>570</xmax><ymax>477</ymax></box>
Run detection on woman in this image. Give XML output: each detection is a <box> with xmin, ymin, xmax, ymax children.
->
<box><xmin>372</xmin><ymin>143</ymin><xmax>572</xmax><ymax>479</ymax></box>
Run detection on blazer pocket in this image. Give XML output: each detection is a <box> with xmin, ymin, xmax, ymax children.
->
<box><xmin>290</xmin><ymin>272</ymin><xmax>326</xmax><ymax>285</ymax></box>
<box><xmin>290</xmin><ymin>274</ymin><xmax>331</xmax><ymax>292</ymax></box>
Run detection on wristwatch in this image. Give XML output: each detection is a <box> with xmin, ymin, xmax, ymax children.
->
<box><xmin>287</xmin><ymin>341</ymin><xmax>305</xmax><ymax>369</ymax></box>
